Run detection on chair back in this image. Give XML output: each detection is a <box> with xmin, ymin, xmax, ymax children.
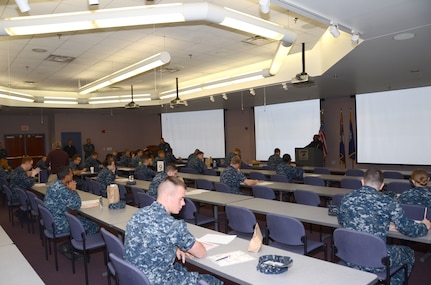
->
<box><xmin>101</xmin><ymin>228</ymin><xmax>124</xmax><ymax>260</ymax></box>
<box><xmin>340</xmin><ymin>178</ymin><xmax>362</xmax><ymax>190</ymax></box>
<box><xmin>180</xmin><ymin>167</ymin><xmax>199</xmax><ymax>174</ymax></box>
<box><xmin>134</xmin><ymin>172</ymin><xmax>147</xmax><ymax>180</ymax></box>
<box><xmin>131</xmin><ymin>187</ymin><xmax>145</xmax><ymax>206</ymax></box>
<box><xmin>333</xmin><ymin>228</ymin><xmax>388</xmax><ymax>268</ymax></box>
<box><xmin>262</xmin><ymin>165</ymin><xmax>273</xmax><ymax>170</ymax></box>
<box><xmin>225</xmin><ymin>205</ymin><xmax>256</xmax><ymax>234</ymax></box>
<box><xmin>387</xmin><ymin>182</ymin><xmax>411</xmax><ymax>194</ymax></box>
<box><xmin>294</xmin><ymin>189</ymin><xmax>321</xmax><ymax>206</ymax></box>
<box><xmin>400</xmin><ymin>204</ymin><xmax>426</xmax><ymax>220</ymax></box>
<box><xmin>332</xmin><ymin>194</ymin><xmax>345</xmax><ymax>206</ymax></box>
<box><xmin>179</xmin><ymin>198</ymin><xmax>197</xmax><ymax>221</ymax></box>
<box><xmin>267</xmin><ymin>214</ymin><xmax>304</xmax><ymax>246</ymax></box>
<box><xmin>383</xmin><ymin>171</ymin><xmax>404</xmax><ymax>179</ymax></box>
<box><xmin>89</xmin><ymin>180</ymin><xmax>102</xmax><ymax>196</ymax></box>
<box><xmin>203</xmin><ymin>169</ymin><xmax>217</xmax><ymax>176</ymax></box>
<box><xmin>214</xmin><ymin>182</ymin><xmax>231</xmax><ymax>193</ymax></box>
<box><xmin>314</xmin><ymin>167</ymin><xmax>331</xmax><ymax>174</ymax></box>
<box><xmin>303</xmin><ymin>176</ymin><xmax>325</xmax><ymax>186</ymax></box>
<box><xmin>249</xmin><ymin>172</ymin><xmax>265</xmax><ymax>180</ymax></box>
<box><xmin>39</xmin><ymin>169</ymin><xmax>48</xmax><ymax>183</ymax></box>
<box><xmin>135</xmin><ymin>192</ymin><xmax>154</xmax><ymax>208</ymax></box>
<box><xmin>26</xmin><ymin>191</ymin><xmax>40</xmax><ymax>215</ymax></box>
<box><xmin>252</xmin><ymin>185</ymin><xmax>275</xmax><ymax>200</ymax></box>
<box><xmin>117</xmin><ymin>183</ymin><xmax>127</xmax><ymax>200</ymax></box>
<box><xmin>65</xmin><ymin>212</ymin><xmax>86</xmax><ymax>242</ymax></box>
<box><xmin>196</xmin><ymin>179</ymin><xmax>213</xmax><ymax>190</ymax></box>
<box><xmin>109</xmin><ymin>253</ymin><xmax>150</xmax><ymax>285</ymax></box>
<box><xmin>3</xmin><ymin>184</ymin><xmax>15</xmax><ymax>205</ymax></box>
<box><xmin>38</xmin><ymin>204</ymin><xmax>56</xmax><ymax>233</ymax></box>
<box><xmin>345</xmin><ymin>169</ymin><xmax>365</xmax><ymax>177</ymax></box>
<box><xmin>270</xmin><ymin>174</ymin><xmax>289</xmax><ymax>183</ymax></box>
<box><xmin>17</xmin><ymin>188</ymin><xmax>30</xmax><ymax>211</ymax></box>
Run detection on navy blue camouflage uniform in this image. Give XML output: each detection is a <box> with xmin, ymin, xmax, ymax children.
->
<box><xmin>397</xmin><ymin>186</ymin><xmax>431</xmax><ymax>209</ymax></box>
<box><xmin>118</xmin><ymin>154</ymin><xmax>131</xmax><ymax>167</ymax></box>
<box><xmin>69</xmin><ymin>161</ymin><xmax>88</xmax><ymax>191</ymax></box>
<box><xmin>134</xmin><ymin>164</ymin><xmax>156</xmax><ymax>181</ymax></box>
<box><xmin>131</xmin><ymin>155</ymin><xmax>142</xmax><ymax>168</ymax></box>
<box><xmin>9</xmin><ymin>166</ymin><xmax>35</xmax><ymax>204</ymax></box>
<box><xmin>0</xmin><ymin>167</ymin><xmax>11</xmax><ymax>181</ymax></box>
<box><xmin>124</xmin><ymin>202</ymin><xmax>222</xmax><ymax>285</ymax></box>
<box><xmin>267</xmin><ymin>154</ymin><xmax>282</xmax><ymax>169</ymax></box>
<box><xmin>96</xmin><ymin>168</ymin><xmax>116</xmax><ymax>197</ymax></box>
<box><xmin>148</xmin><ymin>172</ymin><xmax>168</xmax><ymax>199</ymax></box>
<box><xmin>220</xmin><ymin>165</ymin><xmax>246</xmax><ymax>194</ymax></box>
<box><xmin>43</xmin><ymin>179</ymin><xmax>99</xmax><ymax>235</ymax></box>
<box><xmin>275</xmin><ymin>162</ymin><xmax>303</xmax><ymax>182</ymax></box>
<box><xmin>187</xmin><ymin>156</ymin><xmax>206</xmax><ymax>174</ymax></box>
<box><xmin>85</xmin><ymin>156</ymin><xmax>100</xmax><ymax>171</ymax></box>
<box><xmin>338</xmin><ymin>186</ymin><xmax>428</xmax><ymax>285</ymax></box>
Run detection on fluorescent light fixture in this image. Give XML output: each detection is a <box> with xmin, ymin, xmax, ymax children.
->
<box><xmin>15</xmin><ymin>0</ymin><xmax>30</xmax><ymax>13</ymax></box>
<box><xmin>159</xmin><ymin>94</ymin><xmax>177</xmax><ymax>100</ymax></box>
<box><xmin>269</xmin><ymin>41</ymin><xmax>292</xmax><ymax>75</ymax></box>
<box><xmin>329</xmin><ymin>22</ymin><xmax>340</xmax><ymax>38</ymax></box>
<box><xmin>44</xmin><ymin>96</ymin><xmax>78</xmax><ymax>104</ymax></box>
<box><xmin>89</xmin><ymin>94</ymin><xmax>151</xmax><ymax>104</ymax></box>
<box><xmin>79</xmin><ymin>51</ymin><xmax>171</xmax><ymax>95</ymax></box>
<box><xmin>0</xmin><ymin>88</ymin><xmax>34</xmax><ymax>102</ymax></box>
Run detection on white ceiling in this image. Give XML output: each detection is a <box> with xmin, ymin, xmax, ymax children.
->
<box><xmin>0</xmin><ymin>0</ymin><xmax>430</xmax><ymax>114</ymax></box>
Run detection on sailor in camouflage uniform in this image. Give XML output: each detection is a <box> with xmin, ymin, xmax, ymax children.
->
<box><xmin>9</xmin><ymin>157</ymin><xmax>39</xmax><ymax>203</ymax></box>
<box><xmin>275</xmin><ymin>154</ymin><xmax>303</xmax><ymax>182</ymax></box>
<box><xmin>398</xmin><ymin>168</ymin><xmax>431</xmax><ymax>209</ymax></box>
<box><xmin>44</xmin><ymin>166</ymin><xmax>99</xmax><ymax>235</ymax></box>
<box><xmin>96</xmin><ymin>159</ymin><xmax>117</xmax><ymax>197</ymax></box>
<box><xmin>124</xmin><ymin>176</ymin><xmax>223</xmax><ymax>285</ymax></box>
<box><xmin>338</xmin><ymin>169</ymin><xmax>431</xmax><ymax>285</ymax></box>
<box><xmin>134</xmin><ymin>156</ymin><xmax>156</xmax><ymax>181</ymax></box>
<box><xmin>187</xmin><ymin>151</ymin><xmax>206</xmax><ymax>173</ymax></box>
<box><xmin>220</xmin><ymin>156</ymin><xmax>257</xmax><ymax>194</ymax></box>
<box><xmin>131</xmin><ymin>149</ymin><xmax>143</xmax><ymax>168</ymax></box>
<box><xmin>267</xmin><ymin>148</ymin><xmax>282</xmax><ymax>169</ymax></box>
<box><xmin>148</xmin><ymin>163</ymin><xmax>178</xmax><ymax>199</ymax></box>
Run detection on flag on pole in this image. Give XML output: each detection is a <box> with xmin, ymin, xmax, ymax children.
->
<box><xmin>318</xmin><ymin>111</ymin><xmax>328</xmax><ymax>157</ymax></box>
<box><xmin>339</xmin><ymin>110</ymin><xmax>346</xmax><ymax>167</ymax></box>
<box><xmin>348</xmin><ymin>110</ymin><xmax>356</xmax><ymax>161</ymax></box>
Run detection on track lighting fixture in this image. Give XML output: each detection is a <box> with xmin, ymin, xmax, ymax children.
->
<box><xmin>222</xmin><ymin>93</ymin><xmax>228</xmax><ymax>100</ymax></box>
<box><xmin>282</xmin><ymin>82</ymin><xmax>288</xmax><ymax>91</ymax></box>
<box><xmin>15</xmin><ymin>0</ymin><xmax>30</xmax><ymax>13</ymax></box>
<box><xmin>249</xmin><ymin>88</ymin><xmax>256</xmax><ymax>96</ymax></box>
<box><xmin>88</xmin><ymin>0</ymin><xmax>99</xmax><ymax>6</ymax></box>
<box><xmin>209</xmin><ymin>96</ymin><xmax>215</xmax><ymax>102</ymax></box>
<box><xmin>329</xmin><ymin>22</ymin><xmax>340</xmax><ymax>38</ymax></box>
<box><xmin>351</xmin><ymin>31</ymin><xmax>360</xmax><ymax>45</ymax></box>
<box><xmin>259</xmin><ymin>0</ymin><xmax>270</xmax><ymax>14</ymax></box>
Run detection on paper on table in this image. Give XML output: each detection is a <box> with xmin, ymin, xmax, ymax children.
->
<box><xmin>208</xmin><ymin>250</ymin><xmax>255</xmax><ymax>267</ymax></box>
<box><xmin>196</xmin><ymin>239</ymin><xmax>219</xmax><ymax>251</ymax></box>
<box><xmin>198</xmin><ymin>234</ymin><xmax>236</xmax><ymax>245</ymax></box>
<box><xmin>257</xmin><ymin>181</ymin><xmax>273</xmax><ymax>186</ymax></box>
<box><xmin>81</xmin><ymin>199</ymin><xmax>100</xmax><ymax>208</ymax></box>
<box><xmin>115</xmin><ymin>178</ymin><xmax>129</xmax><ymax>182</ymax></box>
<box><xmin>33</xmin><ymin>183</ymin><xmax>46</xmax><ymax>187</ymax></box>
<box><xmin>187</xmin><ymin>189</ymin><xmax>209</xmax><ymax>195</ymax></box>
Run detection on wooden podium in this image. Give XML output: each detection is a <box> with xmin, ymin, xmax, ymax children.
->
<box><xmin>295</xmin><ymin>147</ymin><xmax>324</xmax><ymax>167</ymax></box>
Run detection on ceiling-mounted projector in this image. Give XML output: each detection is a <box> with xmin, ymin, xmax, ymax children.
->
<box><xmin>291</xmin><ymin>73</ymin><xmax>309</xmax><ymax>84</ymax></box>
<box><xmin>124</xmin><ymin>85</ymin><xmax>139</xmax><ymax>109</ymax></box>
<box><xmin>170</xmin><ymin>77</ymin><xmax>187</xmax><ymax>107</ymax></box>
<box><xmin>291</xmin><ymin>42</ymin><xmax>314</xmax><ymax>87</ymax></box>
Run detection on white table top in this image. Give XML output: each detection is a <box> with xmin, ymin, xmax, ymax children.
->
<box><xmin>0</xmin><ymin>225</ymin><xmax>13</xmax><ymax>247</ymax></box>
<box><xmin>0</xmin><ymin>244</ymin><xmax>45</xmax><ymax>285</ymax></box>
<box><xmin>185</xmin><ymin>224</ymin><xmax>377</xmax><ymax>285</ymax></box>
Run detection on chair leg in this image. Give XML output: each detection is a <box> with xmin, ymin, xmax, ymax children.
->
<box><xmin>53</xmin><ymin>239</ymin><xmax>59</xmax><ymax>271</ymax></box>
<box><xmin>84</xmin><ymin>251</ymin><xmax>89</xmax><ymax>285</ymax></box>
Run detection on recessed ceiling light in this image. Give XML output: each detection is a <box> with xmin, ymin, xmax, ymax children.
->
<box><xmin>32</xmin><ymin>48</ymin><xmax>47</xmax><ymax>53</ymax></box>
<box><xmin>393</xmin><ymin>33</ymin><xmax>415</xmax><ymax>41</ymax></box>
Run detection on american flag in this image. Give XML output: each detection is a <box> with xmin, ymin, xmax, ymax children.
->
<box><xmin>319</xmin><ymin>112</ymin><xmax>328</xmax><ymax>157</ymax></box>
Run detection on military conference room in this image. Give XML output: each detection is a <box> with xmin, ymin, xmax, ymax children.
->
<box><xmin>1</xmin><ymin>1</ymin><xmax>430</xmax><ymax>285</ymax></box>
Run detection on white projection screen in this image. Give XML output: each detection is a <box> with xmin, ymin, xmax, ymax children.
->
<box><xmin>356</xmin><ymin>86</ymin><xmax>431</xmax><ymax>165</ymax></box>
<box><xmin>161</xmin><ymin>109</ymin><xmax>225</xmax><ymax>159</ymax></box>
<box><xmin>255</xmin><ymin>100</ymin><xmax>321</xmax><ymax>161</ymax></box>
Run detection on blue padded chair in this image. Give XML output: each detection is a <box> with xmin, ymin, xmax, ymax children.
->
<box><xmin>38</xmin><ymin>205</ymin><xmax>70</xmax><ymax>271</ymax></box>
<box><xmin>109</xmin><ymin>253</ymin><xmax>150</xmax><ymax>285</ymax></box>
<box><xmin>383</xmin><ymin>171</ymin><xmax>404</xmax><ymax>179</ymax></box>
<box><xmin>0</xmin><ymin>177</ymin><xmax>8</xmax><ymax>206</ymax></box>
<box><xmin>88</xmin><ymin>179</ymin><xmax>102</xmax><ymax>196</ymax></box>
<box><xmin>313</xmin><ymin>167</ymin><xmax>331</xmax><ymax>174</ymax></box>
<box><xmin>294</xmin><ymin>189</ymin><xmax>321</xmax><ymax>206</ymax></box>
<box><xmin>196</xmin><ymin>179</ymin><xmax>213</xmax><ymax>190</ymax></box>
<box><xmin>266</xmin><ymin>213</ymin><xmax>327</xmax><ymax>260</ymax></box>
<box><xmin>135</xmin><ymin>192</ymin><xmax>154</xmax><ymax>208</ymax></box>
<box><xmin>333</xmin><ymin>228</ymin><xmax>408</xmax><ymax>285</ymax></box>
<box><xmin>400</xmin><ymin>204</ymin><xmax>426</xmax><ymax>220</ymax></box>
<box><xmin>204</xmin><ymin>169</ymin><xmax>217</xmax><ymax>176</ymax></box>
<box><xmin>262</xmin><ymin>165</ymin><xmax>273</xmax><ymax>170</ymax></box>
<box><xmin>340</xmin><ymin>178</ymin><xmax>362</xmax><ymax>190</ymax></box>
<box><xmin>345</xmin><ymin>169</ymin><xmax>365</xmax><ymax>177</ymax></box>
<box><xmin>179</xmin><ymin>198</ymin><xmax>216</xmax><ymax>227</ymax></box>
<box><xmin>303</xmin><ymin>176</ymin><xmax>325</xmax><ymax>187</ymax></box>
<box><xmin>332</xmin><ymin>194</ymin><xmax>345</xmax><ymax>206</ymax></box>
<box><xmin>252</xmin><ymin>185</ymin><xmax>275</xmax><ymax>200</ymax></box>
<box><xmin>65</xmin><ymin>212</ymin><xmax>106</xmax><ymax>285</ymax></box>
<box><xmin>39</xmin><ymin>169</ymin><xmax>48</xmax><ymax>183</ymax></box>
<box><xmin>180</xmin><ymin>167</ymin><xmax>199</xmax><ymax>174</ymax></box>
<box><xmin>387</xmin><ymin>182</ymin><xmax>411</xmax><ymax>195</ymax></box>
<box><xmin>17</xmin><ymin>188</ymin><xmax>31</xmax><ymax>232</ymax></box>
<box><xmin>133</xmin><ymin>172</ymin><xmax>147</xmax><ymax>181</ymax></box>
<box><xmin>26</xmin><ymin>190</ymin><xmax>41</xmax><ymax>234</ymax></box>
<box><xmin>214</xmin><ymin>182</ymin><xmax>231</xmax><ymax>193</ymax></box>
<box><xmin>101</xmin><ymin>228</ymin><xmax>125</xmax><ymax>285</ymax></box>
<box><xmin>249</xmin><ymin>171</ymin><xmax>266</xmax><ymax>181</ymax></box>
<box><xmin>131</xmin><ymin>187</ymin><xmax>145</xmax><ymax>207</ymax></box>
<box><xmin>270</xmin><ymin>174</ymin><xmax>289</xmax><ymax>183</ymax></box>
<box><xmin>225</xmin><ymin>205</ymin><xmax>263</xmax><ymax>240</ymax></box>
<box><xmin>3</xmin><ymin>184</ymin><xmax>20</xmax><ymax>226</ymax></box>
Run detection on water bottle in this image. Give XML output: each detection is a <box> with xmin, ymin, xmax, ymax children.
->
<box><xmin>213</xmin><ymin>160</ymin><xmax>217</xmax><ymax>168</ymax></box>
